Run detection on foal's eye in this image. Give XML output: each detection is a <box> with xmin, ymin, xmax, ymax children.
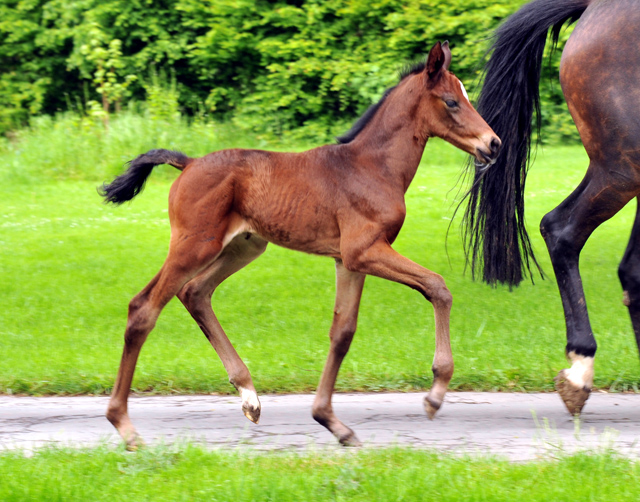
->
<box><xmin>445</xmin><ymin>99</ymin><xmax>458</xmax><ymax>109</ymax></box>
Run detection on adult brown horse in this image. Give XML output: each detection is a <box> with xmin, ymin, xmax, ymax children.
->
<box><xmin>101</xmin><ymin>42</ymin><xmax>500</xmax><ymax>450</ymax></box>
<box><xmin>462</xmin><ymin>0</ymin><xmax>640</xmax><ymax>415</ymax></box>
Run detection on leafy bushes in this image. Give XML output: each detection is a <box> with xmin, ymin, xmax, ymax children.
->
<box><xmin>1</xmin><ymin>0</ymin><xmax>578</xmax><ymax>142</ymax></box>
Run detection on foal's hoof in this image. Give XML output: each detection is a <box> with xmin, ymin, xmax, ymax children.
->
<box><xmin>338</xmin><ymin>430</ymin><xmax>362</xmax><ymax>448</ymax></box>
<box><xmin>555</xmin><ymin>369</ymin><xmax>591</xmax><ymax>415</ymax></box>
<box><xmin>124</xmin><ymin>434</ymin><xmax>145</xmax><ymax>452</ymax></box>
<box><xmin>241</xmin><ymin>389</ymin><xmax>261</xmax><ymax>424</ymax></box>
<box><xmin>423</xmin><ymin>396</ymin><xmax>442</xmax><ymax>420</ymax></box>
<box><xmin>242</xmin><ymin>401</ymin><xmax>261</xmax><ymax>424</ymax></box>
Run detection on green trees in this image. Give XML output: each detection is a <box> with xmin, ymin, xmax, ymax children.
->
<box><xmin>0</xmin><ymin>0</ymin><xmax>577</xmax><ymax>141</ymax></box>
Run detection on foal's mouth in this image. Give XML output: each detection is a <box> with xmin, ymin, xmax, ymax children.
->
<box><xmin>474</xmin><ymin>158</ymin><xmax>496</xmax><ymax>173</ymax></box>
<box><xmin>474</xmin><ymin>150</ymin><xmax>498</xmax><ymax>170</ymax></box>
<box><xmin>474</xmin><ymin>137</ymin><xmax>501</xmax><ymax>169</ymax></box>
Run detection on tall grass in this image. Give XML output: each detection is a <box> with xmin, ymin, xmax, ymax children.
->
<box><xmin>0</xmin><ymin>110</ymin><xmax>334</xmax><ymax>185</ymax></box>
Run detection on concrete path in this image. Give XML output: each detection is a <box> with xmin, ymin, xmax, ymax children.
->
<box><xmin>2</xmin><ymin>392</ymin><xmax>640</xmax><ymax>460</ymax></box>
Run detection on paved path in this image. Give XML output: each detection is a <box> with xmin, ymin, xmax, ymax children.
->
<box><xmin>2</xmin><ymin>392</ymin><xmax>640</xmax><ymax>460</ymax></box>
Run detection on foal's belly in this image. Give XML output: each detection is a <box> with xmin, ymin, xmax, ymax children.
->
<box><xmin>235</xmin><ymin>167</ymin><xmax>346</xmax><ymax>257</ymax></box>
<box><xmin>248</xmin><ymin>210</ymin><xmax>343</xmax><ymax>258</ymax></box>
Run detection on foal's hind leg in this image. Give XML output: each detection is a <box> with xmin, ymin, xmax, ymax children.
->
<box><xmin>618</xmin><ymin>197</ymin><xmax>640</xmax><ymax>356</ymax></box>
<box><xmin>312</xmin><ymin>260</ymin><xmax>366</xmax><ymax>446</ymax></box>
<box><xmin>177</xmin><ymin>233</ymin><xmax>268</xmax><ymax>423</ymax></box>
<box><xmin>540</xmin><ymin>162</ymin><xmax>638</xmax><ymax>414</ymax></box>
<box><xmin>107</xmin><ymin>238</ymin><xmax>224</xmax><ymax>450</ymax></box>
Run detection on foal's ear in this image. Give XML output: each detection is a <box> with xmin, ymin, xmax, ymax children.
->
<box><xmin>426</xmin><ymin>41</ymin><xmax>450</xmax><ymax>83</ymax></box>
<box><xmin>442</xmin><ymin>40</ymin><xmax>452</xmax><ymax>71</ymax></box>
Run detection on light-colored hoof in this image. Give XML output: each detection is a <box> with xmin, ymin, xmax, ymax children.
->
<box><xmin>423</xmin><ymin>395</ymin><xmax>442</xmax><ymax>420</ymax></box>
<box><xmin>555</xmin><ymin>369</ymin><xmax>591</xmax><ymax>415</ymax></box>
<box><xmin>240</xmin><ymin>388</ymin><xmax>261</xmax><ymax>424</ymax></box>
<box><xmin>338</xmin><ymin>430</ymin><xmax>362</xmax><ymax>448</ymax></box>
<box><xmin>242</xmin><ymin>401</ymin><xmax>261</xmax><ymax>424</ymax></box>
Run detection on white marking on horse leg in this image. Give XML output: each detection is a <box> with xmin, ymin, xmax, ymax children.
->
<box><xmin>240</xmin><ymin>387</ymin><xmax>261</xmax><ymax>424</ymax></box>
<box><xmin>564</xmin><ymin>352</ymin><xmax>595</xmax><ymax>390</ymax></box>
<box><xmin>555</xmin><ymin>351</ymin><xmax>594</xmax><ymax>415</ymax></box>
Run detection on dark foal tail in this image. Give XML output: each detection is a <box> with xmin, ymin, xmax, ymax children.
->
<box><xmin>461</xmin><ymin>0</ymin><xmax>590</xmax><ymax>287</ymax></box>
<box><xmin>99</xmin><ymin>149</ymin><xmax>189</xmax><ymax>204</ymax></box>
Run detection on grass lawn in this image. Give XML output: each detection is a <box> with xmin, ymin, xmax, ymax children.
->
<box><xmin>2</xmin><ymin>115</ymin><xmax>639</xmax><ymax>395</ymax></box>
<box><xmin>1</xmin><ymin>445</ymin><xmax>638</xmax><ymax>501</ymax></box>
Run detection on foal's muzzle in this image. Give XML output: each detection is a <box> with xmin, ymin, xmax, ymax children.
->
<box><xmin>475</xmin><ymin>136</ymin><xmax>501</xmax><ymax>169</ymax></box>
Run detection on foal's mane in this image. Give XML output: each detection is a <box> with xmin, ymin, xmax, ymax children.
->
<box><xmin>336</xmin><ymin>62</ymin><xmax>426</xmax><ymax>144</ymax></box>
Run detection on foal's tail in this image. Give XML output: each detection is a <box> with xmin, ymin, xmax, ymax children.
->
<box><xmin>100</xmin><ymin>149</ymin><xmax>189</xmax><ymax>204</ymax></box>
<box><xmin>460</xmin><ymin>0</ymin><xmax>590</xmax><ymax>287</ymax></box>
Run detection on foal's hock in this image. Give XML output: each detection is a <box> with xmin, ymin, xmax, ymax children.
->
<box><xmin>101</xmin><ymin>41</ymin><xmax>500</xmax><ymax>449</ymax></box>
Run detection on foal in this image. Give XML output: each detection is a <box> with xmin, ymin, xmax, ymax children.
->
<box><xmin>102</xmin><ymin>41</ymin><xmax>500</xmax><ymax>449</ymax></box>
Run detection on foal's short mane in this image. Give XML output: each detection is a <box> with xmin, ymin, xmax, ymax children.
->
<box><xmin>336</xmin><ymin>62</ymin><xmax>427</xmax><ymax>144</ymax></box>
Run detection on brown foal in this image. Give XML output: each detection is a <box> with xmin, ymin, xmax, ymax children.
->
<box><xmin>101</xmin><ymin>41</ymin><xmax>500</xmax><ymax>449</ymax></box>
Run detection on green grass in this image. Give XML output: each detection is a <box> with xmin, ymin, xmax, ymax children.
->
<box><xmin>1</xmin><ymin>445</ymin><xmax>639</xmax><ymax>501</ymax></box>
<box><xmin>0</xmin><ymin>111</ymin><xmax>337</xmax><ymax>185</ymax></box>
<box><xmin>1</xmin><ymin>112</ymin><xmax>639</xmax><ymax>395</ymax></box>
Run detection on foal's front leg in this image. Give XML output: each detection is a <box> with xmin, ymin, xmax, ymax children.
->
<box><xmin>312</xmin><ymin>260</ymin><xmax>366</xmax><ymax>446</ymax></box>
<box><xmin>342</xmin><ymin>239</ymin><xmax>454</xmax><ymax>419</ymax></box>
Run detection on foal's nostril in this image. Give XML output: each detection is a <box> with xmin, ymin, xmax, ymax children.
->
<box><xmin>490</xmin><ymin>137</ymin><xmax>501</xmax><ymax>154</ymax></box>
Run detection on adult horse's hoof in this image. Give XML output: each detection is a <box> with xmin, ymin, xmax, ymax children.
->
<box><xmin>338</xmin><ymin>430</ymin><xmax>362</xmax><ymax>447</ymax></box>
<box><xmin>555</xmin><ymin>369</ymin><xmax>591</xmax><ymax>415</ymax></box>
<box><xmin>423</xmin><ymin>395</ymin><xmax>442</xmax><ymax>420</ymax></box>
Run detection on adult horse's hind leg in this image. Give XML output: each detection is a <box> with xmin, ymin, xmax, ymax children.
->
<box><xmin>546</xmin><ymin>0</ymin><xmax>640</xmax><ymax>414</ymax></box>
<box><xmin>312</xmin><ymin>260</ymin><xmax>366</xmax><ymax>446</ymax></box>
<box><xmin>177</xmin><ymin>233</ymin><xmax>268</xmax><ymax>423</ymax></box>
<box><xmin>107</xmin><ymin>237</ymin><xmax>225</xmax><ymax>450</ymax></box>
<box><xmin>618</xmin><ymin>197</ymin><xmax>640</xmax><ymax>356</ymax></box>
<box><xmin>541</xmin><ymin>162</ymin><xmax>638</xmax><ymax>414</ymax></box>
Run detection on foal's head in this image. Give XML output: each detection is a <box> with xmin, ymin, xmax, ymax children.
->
<box><xmin>412</xmin><ymin>42</ymin><xmax>501</xmax><ymax>165</ymax></box>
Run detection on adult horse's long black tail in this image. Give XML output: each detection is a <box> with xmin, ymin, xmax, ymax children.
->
<box><xmin>461</xmin><ymin>0</ymin><xmax>590</xmax><ymax>287</ymax></box>
<box><xmin>99</xmin><ymin>149</ymin><xmax>189</xmax><ymax>204</ymax></box>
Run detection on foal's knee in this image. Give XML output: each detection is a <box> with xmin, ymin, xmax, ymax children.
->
<box><xmin>423</xmin><ymin>274</ymin><xmax>452</xmax><ymax>309</ymax></box>
<box><xmin>434</xmin><ymin>283</ymin><xmax>452</xmax><ymax>309</ymax></box>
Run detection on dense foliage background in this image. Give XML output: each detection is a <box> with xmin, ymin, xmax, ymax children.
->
<box><xmin>1</xmin><ymin>0</ymin><xmax>577</xmax><ymax>141</ymax></box>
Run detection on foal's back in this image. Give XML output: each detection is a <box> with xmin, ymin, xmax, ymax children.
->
<box><xmin>168</xmin><ymin>143</ymin><xmax>382</xmax><ymax>257</ymax></box>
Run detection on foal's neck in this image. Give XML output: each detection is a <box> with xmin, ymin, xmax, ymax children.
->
<box><xmin>349</xmin><ymin>80</ymin><xmax>429</xmax><ymax>193</ymax></box>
